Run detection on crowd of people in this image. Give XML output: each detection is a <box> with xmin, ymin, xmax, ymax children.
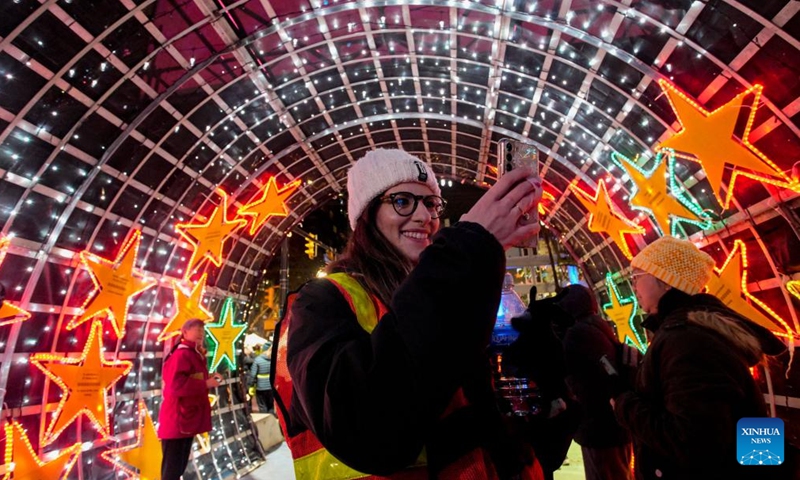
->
<box><xmin>160</xmin><ymin>147</ymin><xmax>795</xmax><ymax>480</ymax></box>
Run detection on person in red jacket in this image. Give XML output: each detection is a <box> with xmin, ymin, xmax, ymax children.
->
<box><xmin>158</xmin><ymin>318</ymin><xmax>222</xmax><ymax>480</ymax></box>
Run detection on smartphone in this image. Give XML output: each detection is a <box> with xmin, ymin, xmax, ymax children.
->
<box><xmin>497</xmin><ymin>138</ymin><xmax>541</xmax><ymax>249</ymax></box>
<box><xmin>599</xmin><ymin>354</ymin><xmax>619</xmax><ymax>376</ymax></box>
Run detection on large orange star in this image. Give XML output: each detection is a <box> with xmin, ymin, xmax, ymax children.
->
<box><xmin>570</xmin><ymin>180</ymin><xmax>645</xmax><ymax>259</ymax></box>
<box><xmin>602</xmin><ymin>273</ymin><xmax>646</xmax><ymax>352</ymax></box>
<box><xmin>1</xmin><ymin>421</ymin><xmax>81</xmax><ymax>480</ymax></box>
<box><xmin>237</xmin><ymin>177</ymin><xmax>301</xmax><ymax>236</ymax></box>
<box><xmin>31</xmin><ymin>321</ymin><xmax>133</xmax><ymax>445</ymax></box>
<box><xmin>67</xmin><ymin>230</ymin><xmax>156</xmax><ymax>338</ymax></box>
<box><xmin>656</xmin><ymin>80</ymin><xmax>799</xmax><ymax>209</ymax></box>
<box><xmin>0</xmin><ymin>237</ymin><xmax>31</xmax><ymax>327</ymax></box>
<box><xmin>613</xmin><ymin>152</ymin><xmax>709</xmax><ymax>235</ymax></box>
<box><xmin>158</xmin><ymin>274</ymin><xmax>214</xmax><ymax>342</ymax></box>
<box><xmin>176</xmin><ymin>189</ymin><xmax>246</xmax><ymax>277</ymax></box>
<box><xmin>705</xmin><ymin>240</ymin><xmax>794</xmax><ymax>342</ymax></box>
<box><xmin>100</xmin><ymin>400</ymin><xmax>162</xmax><ymax>480</ymax></box>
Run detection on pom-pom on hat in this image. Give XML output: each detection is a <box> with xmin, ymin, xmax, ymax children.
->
<box><xmin>631</xmin><ymin>236</ymin><xmax>715</xmax><ymax>295</ymax></box>
<box><xmin>346</xmin><ymin>149</ymin><xmax>441</xmax><ymax>229</ymax></box>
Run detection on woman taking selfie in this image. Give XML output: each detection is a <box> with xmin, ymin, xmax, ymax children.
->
<box><xmin>273</xmin><ymin>148</ymin><xmax>543</xmax><ymax>479</ymax></box>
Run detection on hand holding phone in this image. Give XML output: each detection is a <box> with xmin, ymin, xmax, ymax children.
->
<box><xmin>497</xmin><ymin>139</ymin><xmax>542</xmax><ymax>248</ymax></box>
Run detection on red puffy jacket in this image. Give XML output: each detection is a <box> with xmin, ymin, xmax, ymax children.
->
<box><xmin>158</xmin><ymin>341</ymin><xmax>212</xmax><ymax>439</ymax></box>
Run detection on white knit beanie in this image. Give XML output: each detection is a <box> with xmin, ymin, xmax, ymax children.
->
<box><xmin>346</xmin><ymin>149</ymin><xmax>441</xmax><ymax>230</ymax></box>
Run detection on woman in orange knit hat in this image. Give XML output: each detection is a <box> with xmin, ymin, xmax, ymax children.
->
<box><xmin>613</xmin><ymin>236</ymin><xmax>788</xmax><ymax>480</ymax></box>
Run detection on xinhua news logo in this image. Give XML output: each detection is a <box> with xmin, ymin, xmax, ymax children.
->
<box><xmin>737</xmin><ymin>418</ymin><xmax>784</xmax><ymax>466</ymax></box>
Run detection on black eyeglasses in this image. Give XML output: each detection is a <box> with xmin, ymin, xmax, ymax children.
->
<box><xmin>379</xmin><ymin>192</ymin><xmax>447</xmax><ymax>219</ymax></box>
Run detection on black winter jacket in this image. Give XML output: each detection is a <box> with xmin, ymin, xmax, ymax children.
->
<box><xmin>284</xmin><ymin>222</ymin><xmax>530</xmax><ymax>478</ymax></box>
<box><xmin>614</xmin><ymin>289</ymin><xmax>788</xmax><ymax>480</ymax></box>
<box><xmin>563</xmin><ymin>314</ymin><xmax>630</xmax><ymax>448</ymax></box>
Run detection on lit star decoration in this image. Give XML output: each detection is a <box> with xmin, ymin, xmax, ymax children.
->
<box><xmin>205</xmin><ymin>297</ymin><xmax>247</xmax><ymax>372</ymax></box>
<box><xmin>538</xmin><ymin>190</ymin><xmax>555</xmax><ymax>216</ymax></box>
<box><xmin>158</xmin><ymin>274</ymin><xmax>214</xmax><ymax>342</ymax></box>
<box><xmin>175</xmin><ymin>189</ymin><xmax>246</xmax><ymax>277</ymax></box>
<box><xmin>788</xmin><ymin>281</ymin><xmax>800</xmax><ymax>302</ymax></box>
<box><xmin>194</xmin><ymin>394</ymin><xmax>219</xmax><ymax>455</ymax></box>
<box><xmin>602</xmin><ymin>273</ymin><xmax>646</xmax><ymax>352</ymax></box>
<box><xmin>100</xmin><ymin>400</ymin><xmax>162</xmax><ymax>480</ymax></box>
<box><xmin>705</xmin><ymin>240</ymin><xmax>795</xmax><ymax>344</ymax></box>
<box><xmin>237</xmin><ymin>176</ymin><xmax>301</xmax><ymax>236</ymax></box>
<box><xmin>656</xmin><ymin>80</ymin><xmax>800</xmax><ymax>209</ymax></box>
<box><xmin>610</xmin><ymin>151</ymin><xmax>711</xmax><ymax>236</ymax></box>
<box><xmin>31</xmin><ymin>321</ymin><xmax>133</xmax><ymax>445</ymax></box>
<box><xmin>570</xmin><ymin>179</ymin><xmax>645</xmax><ymax>259</ymax></box>
<box><xmin>67</xmin><ymin>229</ymin><xmax>156</xmax><ymax>338</ymax></box>
<box><xmin>0</xmin><ymin>237</ymin><xmax>31</xmax><ymax>326</ymax></box>
<box><xmin>1</xmin><ymin>421</ymin><xmax>81</xmax><ymax>480</ymax></box>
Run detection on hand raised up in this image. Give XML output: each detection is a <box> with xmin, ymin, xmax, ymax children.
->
<box><xmin>461</xmin><ymin>167</ymin><xmax>543</xmax><ymax>249</ymax></box>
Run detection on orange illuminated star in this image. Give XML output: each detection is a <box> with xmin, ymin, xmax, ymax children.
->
<box><xmin>67</xmin><ymin>230</ymin><xmax>156</xmax><ymax>338</ymax></box>
<box><xmin>656</xmin><ymin>80</ymin><xmax>800</xmax><ymax>209</ymax></box>
<box><xmin>238</xmin><ymin>177</ymin><xmax>301</xmax><ymax>236</ymax></box>
<box><xmin>538</xmin><ymin>190</ymin><xmax>555</xmax><ymax>216</ymax></box>
<box><xmin>194</xmin><ymin>395</ymin><xmax>219</xmax><ymax>455</ymax></box>
<box><xmin>1</xmin><ymin>420</ymin><xmax>81</xmax><ymax>480</ymax></box>
<box><xmin>100</xmin><ymin>400</ymin><xmax>162</xmax><ymax>480</ymax></box>
<box><xmin>176</xmin><ymin>189</ymin><xmax>246</xmax><ymax>277</ymax></box>
<box><xmin>158</xmin><ymin>274</ymin><xmax>214</xmax><ymax>342</ymax></box>
<box><xmin>0</xmin><ymin>237</ymin><xmax>31</xmax><ymax>327</ymax></box>
<box><xmin>788</xmin><ymin>280</ymin><xmax>800</xmax><ymax>302</ymax></box>
<box><xmin>570</xmin><ymin>180</ymin><xmax>645</xmax><ymax>259</ymax></box>
<box><xmin>614</xmin><ymin>152</ymin><xmax>707</xmax><ymax>235</ymax></box>
<box><xmin>602</xmin><ymin>273</ymin><xmax>646</xmax><ymax>352</ymax></box>
<box><xmin>31</xmin><ymin>321</ymin><xmax>133</xmax><ymax>445</ymax></box>
<box><xmin>705</xmin><ymin>240</ymin><xmax>794</xmax><ymax>342</ymax></box>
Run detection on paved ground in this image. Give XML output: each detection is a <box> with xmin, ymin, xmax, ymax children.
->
<box><xmin>244</xmin><ymin>440</ymin><xmax>587</xmax><ymax>479</ymax></box>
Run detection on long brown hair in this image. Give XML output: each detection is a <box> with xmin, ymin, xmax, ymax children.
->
<box><xmin>327</xmin><ymin>198</ymin><xmax>413</xmax><ymax>306</ymax></box>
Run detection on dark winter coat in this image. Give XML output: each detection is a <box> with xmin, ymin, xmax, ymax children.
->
<box><xmin>614</xmin><ymin>289</ymin><xmax>787</xmax><ymax>480</ymax></box>
<box><xmin>282</xmin><ymin>222</ymin><xmax>533</xmax><ymax>478</ymax></box>
<box><xmin>562</xmin><ymin>312</ymin><xmax>631</xmax><ymax>448</ymax></box>
<box><xmin>158</xmin><ymin>340</ymin><xmax>213</xmax><ymax>439</ymax></box>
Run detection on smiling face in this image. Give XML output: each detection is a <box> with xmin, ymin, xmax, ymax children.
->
<box><xmin>375</xmin><ymin>182</ymin><xmax>440</xmax><ymax>264</ymax></box>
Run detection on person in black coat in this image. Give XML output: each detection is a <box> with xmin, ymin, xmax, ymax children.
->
<box><xmin>556</xmin><ymin>284</ymin><xmax>633</xmax><ymax>480</ymax></box>
<box><xmin>274</xmin><ymin>149</ymin><xmax>545</xmax><ymax>479</ymax></box>
<box><xmin>614</xmin><ymin>236</ymin><xmax>789</xmax><ymax>480</ymax></box>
